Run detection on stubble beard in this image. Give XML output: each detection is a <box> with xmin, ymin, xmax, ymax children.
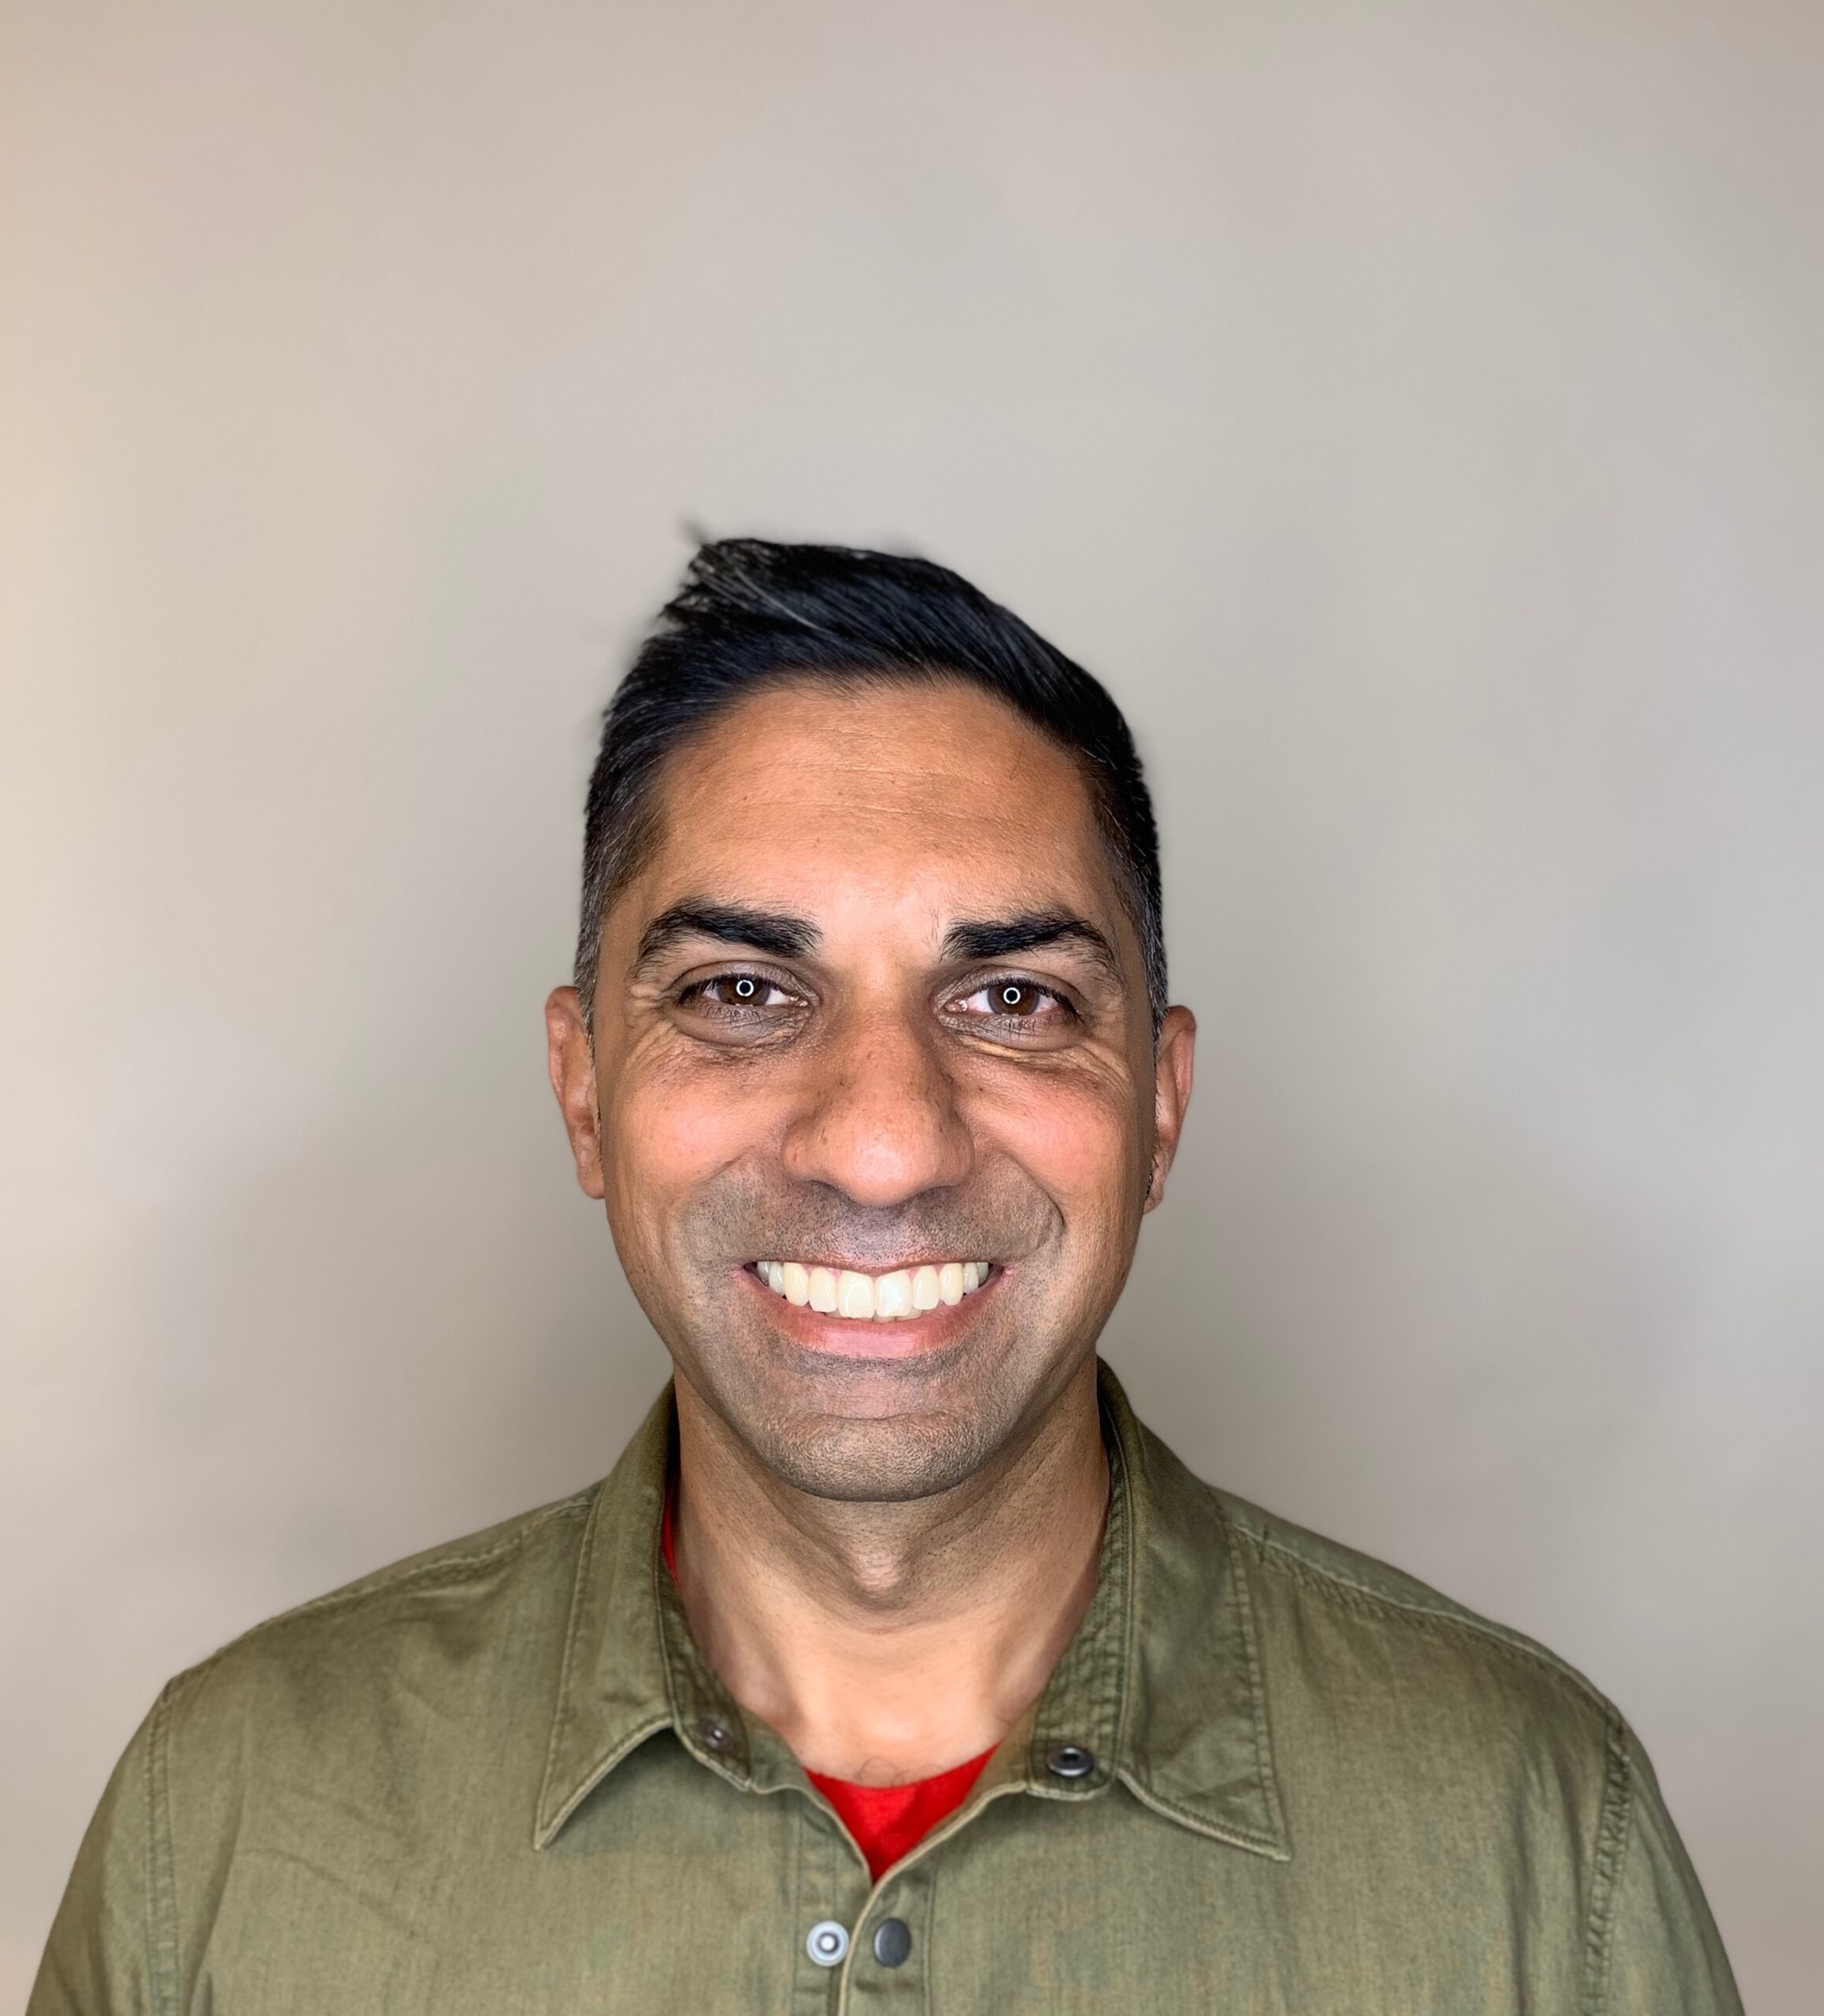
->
<box><xmin>636</xmin><ymin>1165</ymin><xmax>1093</xmax><ymax>1505</ymax></box>
<box><xmin>621</xmin><ymin>1161</ymin><xmax>1120</xmax><ymax>1507</ymax></box>
<box><xmin>688</xmin><ymin>1312</ymin><xmax>1055</xmax><ymax>1505</ymax></box>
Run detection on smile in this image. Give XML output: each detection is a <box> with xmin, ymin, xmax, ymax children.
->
<box><xmin>751</xmin><ymin>1260</ymin><xmax>992</xmax><ymax>1322</ymax></box>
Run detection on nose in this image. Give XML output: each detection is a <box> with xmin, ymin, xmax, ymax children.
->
<box><xmin>780</xmin><ymin>1002</ymin><xmax>974</xmax><ymax>1208</ymax></box>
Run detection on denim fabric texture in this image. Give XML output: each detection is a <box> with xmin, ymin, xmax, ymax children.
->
<box><xmin>31</xmin><ymin>1363</ymin><xmax>1741</xmax><ymax>2014</ymax></box>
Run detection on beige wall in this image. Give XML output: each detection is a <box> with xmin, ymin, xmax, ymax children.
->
<box><xmin>3</xmin><ymin>2</ymin><xmax>1820</xmax><ymax>2007</ymax></box>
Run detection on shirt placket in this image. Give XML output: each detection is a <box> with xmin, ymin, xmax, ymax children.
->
<box><xmin>826</xmin><ymin>1429</ymin><xmax>1136</xmax><ymax>2014</ymax></box>
<box><xmin>647</xmin><ymin>1403</ymin><xmax>1136</xmax><ymax>2014</ymax></box>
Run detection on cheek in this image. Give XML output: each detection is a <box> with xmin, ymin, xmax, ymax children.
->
<box><xmin>602</xmin><ymin>1055</ymin><xmax>776</xmax><ymax>1206</ymax></box>
<box><xmin>986</xmin><ymin>1072</ymin><xmax>1144</xmax><ymax>1242</ymax></box>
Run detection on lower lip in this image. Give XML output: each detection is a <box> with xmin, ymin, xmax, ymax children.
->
<box><xmin>741</xmin><ymin>1266</ymin><xmax>997</xmax><ymax>1359</ymax></box>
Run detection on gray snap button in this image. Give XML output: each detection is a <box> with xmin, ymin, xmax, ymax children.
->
<box><xmin>699</xmin><ymin>1718</ymin><xmax>734</xmax><ymax>1752</ymax></box>
<box><xmin>806</xmin><ymin>1920</ymin><xmax>849</xmax><ymax>1967</ymax></box>
<box><xmin>873</xmin><ymin>1917</ymin><xmax>913</xmax><ymax>1968</ymax></box>
<box><xmin>1046</xmin><ymin>1743</ymin><xmax>1095</xmax><ymax>1780</ymax></box>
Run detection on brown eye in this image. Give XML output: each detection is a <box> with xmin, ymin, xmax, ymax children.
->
<box><xmin>689</xmin><ymin>973</ymin><xmax>792</xmax><ymax>1010</ymax></box>
<box><xmin>951</xmin><ymin>980</ymin><xmax>1073</xmax><ymax>1023</ymax></box>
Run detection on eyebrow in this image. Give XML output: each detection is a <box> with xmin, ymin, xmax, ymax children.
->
<box><xmin>632</xmin><ymin>902</ymin><xmax>1124</xmax><ymax>991</ymax></box>
<box><xmin>942</xmin><ymin>911</ymin><xmax>1125</xmax><ymax>990</ymax></box>
<box><xmin>632</xmin><ymin>902</ymin><xmax>821</xmax><ymax>974</ymax></box>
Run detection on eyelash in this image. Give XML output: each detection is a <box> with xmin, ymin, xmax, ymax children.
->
<box><xmin>947</xmin><ymin>977</ymin><xmax>1077</xmax><ymax>1023</ymax></box>
<box><xmin>675</xmin><ymin>971</ymin><xmax>801</xmax><ymax>1013</ymax></box>
<box><xmin>671</xmin><ymin>969</ymin><xmax>1078</xmax><ymax>1029</ymax></box>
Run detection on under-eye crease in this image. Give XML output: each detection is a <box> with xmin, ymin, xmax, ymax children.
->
<box><xmin>671</xmin><ymin>965</ymin><xmax>808</xmax><ymax>1021</ymax></box>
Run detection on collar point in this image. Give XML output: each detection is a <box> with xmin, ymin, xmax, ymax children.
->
<box><xmin>1115</xmin><ymin>1767</ymin><xmax>1292</xmax><ymax>1863</ymax></box>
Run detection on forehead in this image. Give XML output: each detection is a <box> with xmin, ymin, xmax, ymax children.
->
<box><xmin>627</xmin><ymin>678</ymin><xmax>1117</xmax><ymax>932</ymax></box>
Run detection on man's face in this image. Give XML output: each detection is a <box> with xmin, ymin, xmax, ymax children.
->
<box><xmin>548</xmin><ymin>679</ymin><xmax>1194</xmax><ymax>1503</ymax></box>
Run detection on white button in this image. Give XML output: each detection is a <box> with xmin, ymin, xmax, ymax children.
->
<box><xmin>806</xmin><ymin>1920</ymin><xmax>850</xmax><ymax>1967</ymax></box>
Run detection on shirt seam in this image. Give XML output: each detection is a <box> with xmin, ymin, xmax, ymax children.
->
<box><xmin>533</xmin><ymin>1485</ymin><xmax>680</xmax><ymax>1844</ymax></box>
<box><xmin>146</xmin><ymin>1677</ymin><xmax>181</xmax><ymax>2016</ymax></box>
<box><xmin>1110</xmin><ymin>1503</ymin><xmax>1291</xmax><ymax>1860</ymax></box>
<box><xmin>536</xmin><ymin>1480</ymin><xmax>607</xmax><ymax>1845</ymax></box>
<box><xmin>1579</xmin><ymin>1708</ymin><xmax>1634</xmax><ymax>2016</ymax></box>
<box><xmin>1026</xmin><ymin>1424</ymin><xmax>1129</xmax><ymax>1788</ymax></box>
<box><xmin>1112</xmin><ymin>1422</ymin><xmax>1140</xmax><ymax>1781</ymax></box>
<box><xmin>919</xmin><ymin>1851</ymin><xmax>937</xmax><ymax>2016</ymax></box>
<box><xmin>1114</xmin><ymin>1768</ymin><xmax>1289</xmax><ymax>1858</ymax></box>
<box><xmin>277</xmin><ymin>1493</ymin><xmax>595</xmax><ymax>1621</ymax></box>
<box><xmin>1249</xmin><ymin>1529</ymin><xmax>1616</xmax><ymax>1725</ymax></box>
<box><xmin>1222</xmin><ymin>1511</ymin><xmax>1289</xmax><ymax>1852</ymax></box>
<box><xmin>140</xmin><ymin>1490</ymin><xmax>600</xmax><ymax>1991</ymax></box>
<box><xmin>171</xmin><ymin>1493</ymin><xmax>598</xmax><ymax>1695</ymax></box>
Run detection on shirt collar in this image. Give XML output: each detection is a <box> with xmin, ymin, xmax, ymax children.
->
<box><xmin>535</xmin><ymin>1362</ymin><xmax>1288</xmax><ymax>1863</ymax></box>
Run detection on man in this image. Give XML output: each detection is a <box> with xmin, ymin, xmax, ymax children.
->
<box><xmin>34</xmin><ymin>540</ymin><xmax>1740</xmax><ymax>2012</ymax></box>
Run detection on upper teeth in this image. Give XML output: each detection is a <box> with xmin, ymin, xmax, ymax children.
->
<box><xmin>756</xmin><ymin>1261</ymin><xmax>989</xmax><ymax>1321</ymax></box>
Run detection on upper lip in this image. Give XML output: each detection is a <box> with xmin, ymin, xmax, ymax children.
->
<box><xmin>749</xmin><ymin>1256</ymin><xmax>995</xmax><ymax>1272</ymax></box>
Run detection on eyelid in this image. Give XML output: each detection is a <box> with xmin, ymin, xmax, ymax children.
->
<box><xmin>672</xmin><ymin>961</ymin><xmax>810</xmax><ymax>1006</ymax></box>
<box><xmin>946</xmin><ymin>972</ymin><xmax>1080</xmax><ymax>1016</ymax></box>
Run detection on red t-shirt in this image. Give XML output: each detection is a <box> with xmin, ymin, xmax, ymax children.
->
<box><xmin>661</xmin><ymin>1488</ymin><xmax>992</xmax><ymax>1880</ymax></box>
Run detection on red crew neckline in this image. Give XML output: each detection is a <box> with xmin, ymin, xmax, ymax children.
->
<box><xmin>660</xmin><ymin>1481</ymin><xmax>995</xmax><ymax>1879</ymax></box>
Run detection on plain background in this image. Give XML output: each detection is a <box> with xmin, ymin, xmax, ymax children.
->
<box><xmin>3</xmin><ymin>2</ymin><xmax>1819</xmax><ymax>2008</ymax></box>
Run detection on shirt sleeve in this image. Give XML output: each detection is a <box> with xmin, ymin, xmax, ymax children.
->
<box><xmin>1594</xmin><ymin>1725</ymin><xmax>1744</xmax><ymax>2016</ymax></box>
<box><xmin>28</xmin><ymin>1689</ymin><xmax>172</xmax><ymax>2016</ymax></box>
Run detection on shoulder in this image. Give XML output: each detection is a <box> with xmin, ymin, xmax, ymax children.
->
<box><xmin>158</xmin><ymin>1484</ymin><xmax>600</xmax><ymax>1770</ymax></box>
<box><xmin>1219</xmin><ymin>1479</ymin><xmax>1613</xmax><ymax>1730</ymax></box>
<box><xmin>1129</xmin><ymin>1412</ymin><xmax>1622</xmax><ymax>1816</ymax></box>
<box><xmin>1207</xmin><ymin>1466</ymin><xmax>1625</xmax><ymax>1831</ymax></box>
<box><xmin>1112</xmin><ymin>1407</ymin><xmax>1738</xmax><ymax>2006</ymax></box>
<box><xmin>1229</xmin><ymin>1477</ymin><xmax>1606</xmax><ymax>1686</ymax></box>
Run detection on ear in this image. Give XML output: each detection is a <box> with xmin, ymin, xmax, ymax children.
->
<box><xmin>1144</xmin><ymin>1005</ymin><xmax>1196</xmax><ymax>1212</ymax></box>
<box><xmin>545</xmin><ymin>986</ymin><xmax>606</xmax><ymax>1200</ymax></box>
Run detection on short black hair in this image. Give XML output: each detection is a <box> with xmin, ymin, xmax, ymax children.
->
<box><xmin>575</xmin><ymin>539</ymin><xmax>1166</xmax><ymax>1028</ymax></box>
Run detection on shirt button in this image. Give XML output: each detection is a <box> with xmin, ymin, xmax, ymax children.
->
<box><xmin>806</xmin><ymin>1921</ymin><xmax>850</xmax><ymax>1967</ymax></box>
<box><xmin>1046</xmin><ymin>1744</ymin><xmax>1096</xmax><ymax>1779</ymax></box>
<box><xmin>872</xmin><ymin>1918</ymin><xmax>913</xmax><ymax>1968</ymax></box>
<box><xmin>698</xmin><ymin>1718</ymin><xmax>734</xmax><ymax>1753</ymax></box>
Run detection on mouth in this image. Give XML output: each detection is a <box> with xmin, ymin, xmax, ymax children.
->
<box><xmin>748</xmin><ymin>1258</ymin><xmax>994</xmax><ymax>1324</ymax></box>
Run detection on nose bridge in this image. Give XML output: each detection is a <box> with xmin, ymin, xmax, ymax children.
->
<box><xmin>783</xmin><ymin>992</ymin><xmax>972</xmax><ymax>1206</ymax></box>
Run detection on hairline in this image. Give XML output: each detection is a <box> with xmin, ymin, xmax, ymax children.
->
<box><xmin>576</xmin><ymin>662</ymin><xmax>1162</xmax><ymax>1036</ymax></box>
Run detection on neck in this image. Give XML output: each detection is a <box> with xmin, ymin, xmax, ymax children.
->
<box><xmin>669</xmin><ymin>1361</ymin><xmax>1110</xmax><ymax>1784</ymax></box>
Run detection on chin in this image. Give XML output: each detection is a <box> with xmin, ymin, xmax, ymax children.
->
<box><xmin>755</xmin><ymin>1410</ymin><xmax>997</xmax><ymax>1504</ymax></box>
<box><xmin>692</xmin><ymin>1338</ymin><xmax>1017</xmax><ymax>1503</ymax></box>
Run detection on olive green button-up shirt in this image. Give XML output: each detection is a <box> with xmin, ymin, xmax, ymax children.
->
<box><xmin>32</xmin><ymin>1366</ymin><xmax>1741</xmax><ymax>2014</ymax></box>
